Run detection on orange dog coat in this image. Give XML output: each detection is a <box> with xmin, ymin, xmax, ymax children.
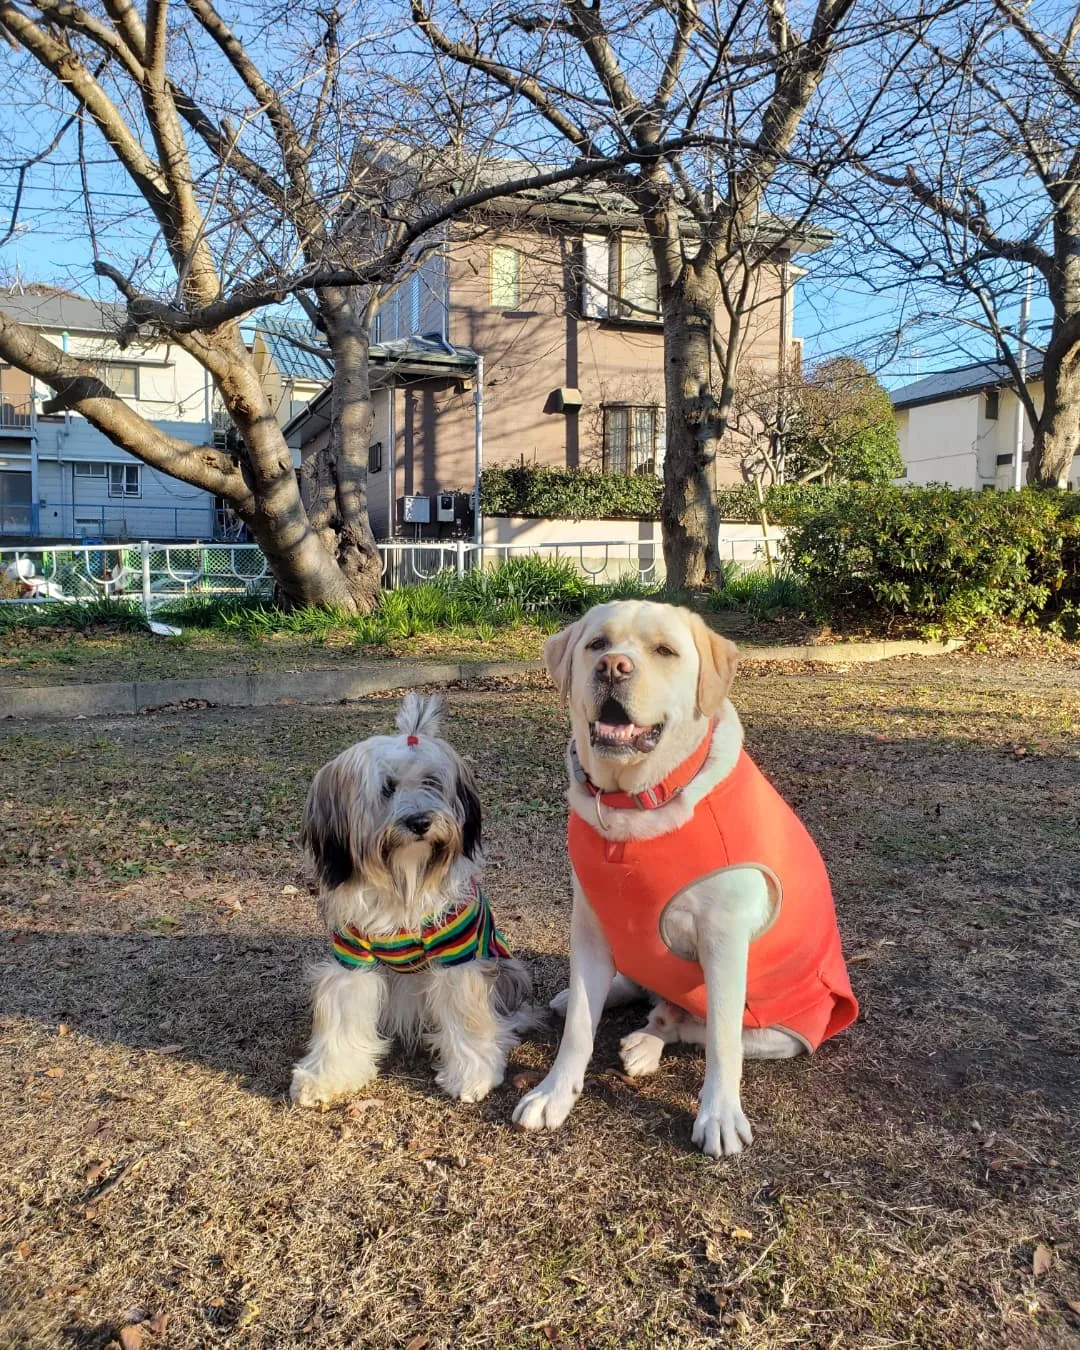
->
<box><xmin>568</xmin><ymin>734</ymin><xmax>858</xmax><ymax>1051</ymax></box>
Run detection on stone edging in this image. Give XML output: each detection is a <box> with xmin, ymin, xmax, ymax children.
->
<box><xmin>0</xmin><ymin>639</ymin><xmax>964</xmax><ymax>721</ymax></box>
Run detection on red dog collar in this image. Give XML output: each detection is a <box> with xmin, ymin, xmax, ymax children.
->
<box><xmin>569</xmin><ymin>719</ymin><xmax>717</xmax><ymax>811</ymax></box>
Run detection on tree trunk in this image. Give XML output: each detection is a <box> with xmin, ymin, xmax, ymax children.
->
<box><xmin>662</xmin><ymin>270</ymin><xmax>724</xmax><ymax>589</ymax></box>
<box><xmin>1029</xmin><ymin>337</ymin><xmax>1080</xmax><ymax>488</ymax></box>
<box><xmin>310</xmin><ymin>287</ymin><xmax>383</xmax><ymax>612</ymax></box>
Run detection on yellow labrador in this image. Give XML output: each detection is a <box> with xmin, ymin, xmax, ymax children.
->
<box><xmin>516</xmin><ymin>600</ymin><xmax>857</xmax><ymax>1156</ymax></box>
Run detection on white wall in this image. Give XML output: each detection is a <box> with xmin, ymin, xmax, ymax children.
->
<box><xmin>43</xmin><ymin>330</ymin><xmax>211</xmax><ymax>426</ymax></box>
<box><xmin>482</xmin><ymin>515</ymin><xmax>785</xmax><ymax>575</ymax></box>
<box><xmin>898</xmin><ymin>395</ymin><xmax>981</xmax><ymax>488</ymax></box>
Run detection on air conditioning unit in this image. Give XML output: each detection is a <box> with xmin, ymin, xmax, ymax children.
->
<box><xmin>399</xmin><ymin>494</ymin><xmax>431</xmax><ymax>524</ymax></box>
<box><xmin>436</xmin><ymin>491</ymin><xmax>456</xmax><ymax>522</ymax></box>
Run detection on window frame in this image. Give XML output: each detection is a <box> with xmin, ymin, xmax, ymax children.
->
<box><xmin>602</xmin><ymin>403</ymin><xmax>662</xmax><ymax>476</ymax></box>
<box><xmin>368</xmin><ymin>439</ymin><xmax>383</xmax><ymax>473</ymax></box>
<box><xmin>490</xmin><ymin>245</ymin><xmax>521</xmax><ymax>310</ymax></box>
<box><xmin>101</xmin><ymin>362</ymin><xmax>140</xmax><ymax>398</ymax></box>
<box><xmin>72</xmin><ymin>461</ymin><xmax>108</xmax><ymax>478</ymax></box>
<box><xmin>108</xmin><ymin>463</ymin><xmax>142</xmax><ymax>498</ymax></box>
<box><xmin>985</xmin><ymin>389</ymin><xmax>1000</xmax><ymax>420</ymax></box>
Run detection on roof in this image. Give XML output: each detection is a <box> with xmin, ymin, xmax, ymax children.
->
<box><xmin>281</xmin><ymin>334</ymin><xmax>477</xmax><ymax>444</ymax></box>
<box><xmin>365</xmin><ymin>145</ymin><xmax>833</xmax><ymax>255</ymax></box>
<box><xmin>254</xmin><ymin>320</ymin><xmax>333</xmax><ymax>383</ymax></box>
<box><xmin>0</xmin><ymin>286</ymin><xmax>129</xmax><ymax>335</ymax></box>
<box><xmin>891</xmin><ymin>355</ymin><xmax>1045</xmax><ymax>411</ymax></box>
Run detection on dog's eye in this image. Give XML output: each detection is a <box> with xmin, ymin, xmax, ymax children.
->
<box><xmin>585</xmin><ymin>636</ymin><xmax>607</xmax><ymax>652</ymax></box>
<box><xmin>422</xmin><ymin>776</ymin><xmax>441</xmax><ymax>791</ymax></box>
<box><xmin>655</xmin><ymin>644</ymin><xmax>677</xmax><ymax>658</ymax></box>
<box><xmin>381</xmin><ymin>777</ymin><xmax>397</xmax><ymax>799</ymax></box>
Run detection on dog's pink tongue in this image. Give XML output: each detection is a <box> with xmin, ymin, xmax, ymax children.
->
<box><xmin>597</xmin><ymin>721</ymin><xmax>643</xmax><ymax>740</ymax></box>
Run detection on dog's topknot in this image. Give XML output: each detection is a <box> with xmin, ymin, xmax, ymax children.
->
<box><xmin>395</xmin><ymin>692</ymin><xmax>444</xmax><ymax>741</ymax></box>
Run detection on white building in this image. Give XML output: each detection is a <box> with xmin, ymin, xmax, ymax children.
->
<box><xmin>892</xmin><ymin>357</ymin><xmax>1080</xmax><ymax>491</ymax></box>
<box><xmin>0</xmin><ymin>287</ymin><xmax>219</xmax><ymax>539</ymax></box>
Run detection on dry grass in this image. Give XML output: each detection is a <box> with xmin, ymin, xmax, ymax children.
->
<box><xmin>1</xmin><ymin>654</ymin><xmax>1079</xmax><ymax>1348</ymax></box>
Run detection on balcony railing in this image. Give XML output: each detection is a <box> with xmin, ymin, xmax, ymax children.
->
<box><xmin>0</xmin><ymin>397</ymin><xmax>32</xmax><ymax>431</ymax></box>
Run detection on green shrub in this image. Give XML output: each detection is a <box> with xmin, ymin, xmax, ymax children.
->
<box><xmin>786</xmin><ymin>485</ymin><xmax>1080</xmax><ymax>632</ymax></box>
<box><xmin>705</xmin><ymin>566</ymin><xmax>808</xmax><ymax>620</ymax></box>
<box><xmin>482</xmin><ymin>464</ymin><xmax>662</xmax><ymax>519</ymax></box>
<box><xmin>714</xmin><ymin>482</ymin><xmax>842</xmax><ymax>524</ymax></box>
<box><xmin>0</xmin><ymin>597</ymin><xmax>145</xmax><ymax>635</ymax></box>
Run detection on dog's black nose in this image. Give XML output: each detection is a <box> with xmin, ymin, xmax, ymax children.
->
<box><xmin>404</xmin><ymin>812</ymin><xmax>432</xmax><ymax>837</ymax></box>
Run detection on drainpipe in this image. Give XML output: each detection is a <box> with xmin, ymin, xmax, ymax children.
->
<box><xmin>1012</xmin><ymin>267</ymin><xmax>1031</xmax><ymax>491</ymax></box>
<box><xmin>473</xmin><ymin>354</ymin><xmax>484</xmax><ymax>546</ymax></box>
<box><xmin>777</xmin><ymin>257</ymin><xmax>790</xmax><ymax>484</ymax></box>
<box><xmin>387</xmin><ymin>383</ymin><xmax>396</xmax><ymax>540</ymax></box>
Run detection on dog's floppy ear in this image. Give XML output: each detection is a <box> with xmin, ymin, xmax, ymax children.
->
<box><xmin>544</xmin><ymin>617</ymin><xmax>584</xmax><ymax>701</ymax></box>
<box><xmin>687</xmin><ymin>611</ymin><xmax>739</xmax><ymax>718</ymax></box>
<box><xmin>396</xmin><ymin>691</ymin><xmax>444</xmax><ymax>740</ymax></box>
<box><xmin>455</xmin><ymin>760</ymin><xmax>483</xmax><ymax>859</ymax></box>
<box><xmin>301</xmin><ymin>762</ymin><xmax>355</xmax><ymax>890</ymax></box>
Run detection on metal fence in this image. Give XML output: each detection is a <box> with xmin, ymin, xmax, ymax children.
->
<box><xmin>1</xmin><ymin>532</ymin><xmax>781</xmax><ymax>611</ymax></box>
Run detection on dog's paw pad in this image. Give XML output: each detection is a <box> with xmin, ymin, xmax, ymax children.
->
<box><xmin>511</xmin><ymin>1079</ymin><xmax>578</xmax><ymax>1131</ymax></box>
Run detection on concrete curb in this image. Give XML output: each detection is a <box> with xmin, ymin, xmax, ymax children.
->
<box><xmin>0</xmin><ymin>639</ymin><xmax>964</xmax><ymax>722</ymax></box>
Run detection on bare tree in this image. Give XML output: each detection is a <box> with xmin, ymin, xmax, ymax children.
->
<box><xmin>0</xmin><ymin>0</ymin><xmax>663</xmax><ymax>606</ymax></box>
<box><xmin>830</xmin><ymin>0</ymin><xmax>1080</xmax><ymax>487</ymax></box>
<box><xmin>411</xmin><ymin>0</ymin><xmax>865</xmax><ymax>586</ymax></box>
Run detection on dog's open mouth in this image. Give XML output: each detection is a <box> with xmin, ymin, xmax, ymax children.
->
<box><xmin>589</xmin><ymin>697</ymin><xmax>663</xmax><ymax>755</ymax></box>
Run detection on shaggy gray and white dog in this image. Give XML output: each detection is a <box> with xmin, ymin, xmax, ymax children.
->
<box><xmin>290</xmin><ymin>693</ymin><xmax>534</xmax><ymax>1105</ymax></box>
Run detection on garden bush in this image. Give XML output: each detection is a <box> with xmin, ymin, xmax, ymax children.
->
<box><xmin>785</xmin><ymin>484</ymin><xmax>1080</xmax><ymax>632</ymax></box>
<box><xmin>481</xmin><ymin>464</ymin><xmax>662</xmax><ymax>519</ymax></box>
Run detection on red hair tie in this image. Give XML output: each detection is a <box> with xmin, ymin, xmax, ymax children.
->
<box><xmin>406</xmin><ymin>735</ymin><xmax>419</xmax><ymax>746</ymax></box>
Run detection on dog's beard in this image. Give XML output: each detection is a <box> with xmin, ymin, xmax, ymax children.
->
<box><xmin>368</xmin><ymin>812</ymin><xmax>462</xmax><ymax>912</ymax></box>
<box><xmin>589</xmin><ymin>692</ymin><xmax>665</xmax><ymax>757</ymax></box>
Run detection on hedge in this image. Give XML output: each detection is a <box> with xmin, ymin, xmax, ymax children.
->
<box><xmin>481</xmin><ymin>464</ymin><xmax>829</xmax><ymax>522</ymax></box>
<box><xmin>785</xmin><ymin>484</ymin><xmax>1080</xmax><ymax>632</ymax></box>
<box><xmin>481</xmin><ymin>464</ymin><xmax>663</xmax><ymax>519</ymax></box>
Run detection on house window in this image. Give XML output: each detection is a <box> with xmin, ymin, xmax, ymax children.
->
<box><xmin>603</xmin><ymin>405</ymin><xmax>661</xmax><ymax>475</ymax></box>
<box><xmin>109</xmin><ymin>463</ymin><xmax>141</xmax><ymax>497</ymax></box>
<box><xmin>582</xmin><ymin>234</ymin><xmax>659</xmax><ymax>321</ymax></box>
<box><xmin>102</xmin><ymin>363</ymin><xmax>139</xmax><ymax>398</ymax></box>
<box><xmin>368</xmin><ymin>440</ymin><xmax>383</xmax><ymax>473</ymax></box>
<box><xmin>490</xmin><ymin>246</ymin><xmax>521</xmax><ymax>309</ymax></box>
<box><xmin>985</xmin><ymin>390</ymin><xmax>999</xmax><ymax>420</ymax></box>
<box><xmin>73</xmin><ymin>461</ymin><xmax>107</xmax><ymax>477</ymax></box>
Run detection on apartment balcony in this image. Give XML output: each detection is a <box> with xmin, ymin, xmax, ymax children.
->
<box><xmin>0</xmin><ymin>397</ymin><xmax>33</xmax><ymax>434</ymax></box>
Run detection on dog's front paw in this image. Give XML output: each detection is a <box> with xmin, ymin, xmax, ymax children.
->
<box><xmin>548</xmin><ymin>987</ymin><xmax>570</xmax><ymax>1017</ymax></box>
<box><xmin>512</xmin><ymin>1074</ymin><xmax>580</xmax><ymax>1131</ymax></box>
<box><xmin>290</xmin><ymin>1067</ymin><xmax>334</xmax><ymax>1108</ymax></box>
<box><xmin>692</xmin><ymin>1096</ymin><xmax>753</xmax><ymax>1157</ymax></box>
<box><xmin>435</xmin><ymin>1059</ymin><xmax>503</xmax><ymax>1103</ymax></box>
<box><xmin>619</xmin><ymin>1028</ymin><xmax>664</xmax><ymax>1077</ymax></box>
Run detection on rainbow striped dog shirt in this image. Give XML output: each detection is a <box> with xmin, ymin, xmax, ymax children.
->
<box><xmin>330</xmin><ymin>886</ymin><xmax>511</xmax><ymax>973</ymax></box>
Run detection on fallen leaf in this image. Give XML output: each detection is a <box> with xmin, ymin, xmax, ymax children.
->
<box><xmin>83</xmin><ymin>1206</ymin><xmax>98</xmax><ymax>1220</ymax></box>
<box><xmin>512</xmin><ymin>1070</ymin><xmax>543</xmax><ymax>1092</ymax></box>
<box><xmin>153</xmin><ymin>1044</ymin><xmax>184</xmax><ymax>1055</ymax></box>
<box><xmin>84</xmin><ymin>1161</ymin><xmax>108</xmax><ymax>1185</ymax></box>
<box><xmin>15</xmin><ymin>1241</ymin><xmax>30</xmax><ymax>1260</ymax></box>
<box><xmin>57</xmin><ymin>1023</ymin><xmax>70</xmax><ymax>1036</ymax></box>
<box><xmin>1034</xmin><ymin>1243</ymin><xmax>1053</xmax><ymax>1278</ymax></box>
<box><xmin>346</xmin><ymin>1098</ymin><xmax>383</xmax><ymax>1118</ymax></box>
<box><xmin>207</xmin><ymin>1295</ymin><xmax>225</xmax><ymax>1308</ymax></box>
<box><xmin>237</xmin><ymin>1301</ymin><xmax>260</xmax><ymax>1328</ymax></box>
<box><xmin>1067</xmin><ymin>1299</ymin><xmax>1080</xmax><ymax>1315</ymax></box>
<box><xmin>405</xmin><ymin>1337</ymin><xmax>430</xmax><ymax>1350</ymax></box>
<box><xmin>731</xmin><ymin>1227</ymin><xmax>753</xmax><ymax>1241</ymax></box>
<box><xmin>147</xmin><ymin>1312</ymin><xmax>169</xmax><ymax>1336</ymax></box>
<box><xmin>118</xmin><ymin>1326</ymin><xmax>143</xmax><ymax>1350</ymax></box>
<box><xmin>281</xmin><ymin>884</ymin><xmax>299</xmax><ymax>895</ymax></box>
<box><xmin>44</xmin><ymin>1066</ymin><xmax>64</xmax><ymax>1078</ymax></box>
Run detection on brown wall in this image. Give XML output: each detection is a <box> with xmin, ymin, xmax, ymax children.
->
<box><xmin>392</xmin><ymin>223</ymin><xmax>789</xmax><ymax>499</ymax></box>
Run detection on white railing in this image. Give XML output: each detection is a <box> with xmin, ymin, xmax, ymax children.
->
<box><xmin>1</xmin><ymin>532</ymin><xmax>781</xmax><ymax>610</ymax></box>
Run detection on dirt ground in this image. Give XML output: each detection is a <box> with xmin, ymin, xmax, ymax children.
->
<box><xmin>1</xmin><ymin>653</ymin><xmax>1078</xmax><ymax>1348</ymax></box>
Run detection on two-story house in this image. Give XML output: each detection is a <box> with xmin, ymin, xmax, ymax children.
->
<box><xmin>0</xmin><ymin>286</ymin><xmax>221</xmax><ymax>540</ymax></box>
<box><xmin>285</xmin><ymin>182</ymin><xmax>826</xmax><ymax>539</ymax></box>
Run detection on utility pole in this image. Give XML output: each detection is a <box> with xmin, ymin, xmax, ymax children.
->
<box><xmin>1013</xmin><ymin>267</ymin><xmax>1032</xmax><ymax>491</ymax></box>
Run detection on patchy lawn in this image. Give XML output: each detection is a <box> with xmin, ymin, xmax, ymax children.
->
<box><xmin>1</xmin><ymin>655</ymin><xmax>1078</xmax><ymax>1348</ymax></box>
